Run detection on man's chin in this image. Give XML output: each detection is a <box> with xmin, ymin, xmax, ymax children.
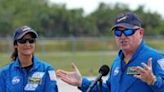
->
<box><xmin>120</xmin><ymin>46</ymin><xmax>130</xmax><ymax>51</ymax></box>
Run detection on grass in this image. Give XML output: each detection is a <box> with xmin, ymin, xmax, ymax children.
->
<box><xmin>0</xmin><ymin>51</ymin><xmax>116</xmax><ymax>76</ymax></box>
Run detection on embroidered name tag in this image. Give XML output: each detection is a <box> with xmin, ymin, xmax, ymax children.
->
<box><xmin>127</xmin><ymin>67</ymin><xmax>139</xmax><ymax>75</ymax></box>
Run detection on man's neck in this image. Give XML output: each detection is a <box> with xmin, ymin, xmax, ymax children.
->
<box><xmin>123</xmin><ymin>50</ymin><xmax>133</xmax><ymax>60</ymax></box>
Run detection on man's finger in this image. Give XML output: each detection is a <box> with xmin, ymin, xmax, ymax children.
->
<box><xmin>135</xmin><ymin>66</ymin><xmax>146</xmax><ymax>74</ymax></box>
<box><xmin>141</xmin><ymin>63</ymin><xmax>151</xmax><ymax>71</ymax></box>
<box><xmin>148</xmin><ymin>58</ymin><xmax>152</xmax><ymax>68</ymax></box>
<box><xmin>72</xmin><ymin>63</ymin><xmax>79</xmax><ymax>72</ymax></box>
<box><xmin>56</xmin><ymin>69</ymin><xmax>68</xmax><ymax>77</ymax></box>
<box><xmin>56</xmin><ymin>69</ymin><xmax>67</xmax><ymax>74</ymax></box>
<box><xmin>134</xmin><ymin>74</ymin><xmax>141</xmax><ymax>79</ymax></box>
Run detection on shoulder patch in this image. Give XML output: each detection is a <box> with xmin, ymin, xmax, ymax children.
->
<box><xmin>48</xmin><ymin>70</ymin><xmax>56</xmax><ymax>81</ymax></box>
<box><xmin>157</xmin><ymin>58</ymin><xmax>164</xmax><ymax>70</ymax></box>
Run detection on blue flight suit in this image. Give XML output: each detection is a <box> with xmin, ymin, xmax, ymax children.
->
<box><xmin>80</xmin><ymin>41</ymin><xmax>164</xmax><ymax>92</ymax></box>
<box><xmin>0</xmin><ymin>56</ymin><xmax>58</xmax><ymax>92</ymax></box>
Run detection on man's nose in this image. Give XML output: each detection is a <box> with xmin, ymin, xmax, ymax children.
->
<box><xmin>120</xmin><ymin>33</ymin><xmax>126</xmax><ymax>38</ymax></box>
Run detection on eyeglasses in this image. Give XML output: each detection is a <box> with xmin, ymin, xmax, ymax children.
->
<box><xmin>113</xmin><ymin>29</ymin><xmax>138</xmax><ymax>37</ymax></box>
<box><xmin>17</xmin><ymin>38</ymin><xmax>36</xmax><ymax>44</ymax></box>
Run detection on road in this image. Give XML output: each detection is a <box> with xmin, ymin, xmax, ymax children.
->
<box><xmin>58</xmin><ymin>78</ymin><xmax>81</xmax><ymax>92</ymax></box>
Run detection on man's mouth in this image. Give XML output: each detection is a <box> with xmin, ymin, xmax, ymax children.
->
<box><xmin>120</xmin><ymin>41</ymin><xmax>128</xmax><ymax>45</ymax></box>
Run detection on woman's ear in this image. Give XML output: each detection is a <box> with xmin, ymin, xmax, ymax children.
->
<box><xmin>14</xmin><ymin>45</ymin><xmax>17</xmax><ymax>49</ymax></box>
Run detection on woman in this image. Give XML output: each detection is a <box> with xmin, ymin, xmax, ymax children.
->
<box><xmin>0</xmin><ymin>26</ymin><xmax>58</xmax><ymax>92</ymax></box>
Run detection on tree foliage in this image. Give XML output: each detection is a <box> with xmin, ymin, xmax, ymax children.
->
<box><xmin>0</xmin><ymin>0</ymin><xmax>164</xmax><ymax>37</ymax></box>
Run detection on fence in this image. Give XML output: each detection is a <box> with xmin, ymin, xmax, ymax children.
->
<box><xmin>0</xmin><ymin>36</ymin><xmax>164</xmax><ymax>53</ymax></box>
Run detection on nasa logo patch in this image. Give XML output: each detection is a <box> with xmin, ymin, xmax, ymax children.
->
<box><xmin>12</xmin><ymin>76</ymin><xmax>21</xmax><ymax>85</ymax></box>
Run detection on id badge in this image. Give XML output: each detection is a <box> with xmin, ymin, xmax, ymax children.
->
<box><xmin>127</xmin><ymin>67</ymin><xmax>139</xmax><ymax>75</ymax></box>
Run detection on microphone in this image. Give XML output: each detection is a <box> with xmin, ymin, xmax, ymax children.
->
<box><xmin>86</xmin><ymin>65</ymin><xmax>110</xmax><ymax>92</ymax></box>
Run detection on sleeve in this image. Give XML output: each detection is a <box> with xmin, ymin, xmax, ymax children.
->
<box><xmin>0</xmin><ymin>70</ymin><xmax>5</xmax><ymax>91</ymax></box>
<box><xmin>151</xmin><ymin>58</ymin><xmax>164</xmax><ymax>92</ymax></box>
<box><xmin>44</xmin><ymin>66</ymin><xmax>58</xmax><ymax>92</ymax></box>
<box><xmin>79</xmin><ymin>76</ymin><xmax>111</xmax><ymax>92</ymax></box>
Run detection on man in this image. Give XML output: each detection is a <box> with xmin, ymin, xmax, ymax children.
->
<box><xmin>56</xmin><ymin>12</ymin><xmax>164</xmax><ymax>92</ymax></box>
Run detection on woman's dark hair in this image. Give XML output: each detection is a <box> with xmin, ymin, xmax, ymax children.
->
<box><xmin>11</xmin><ymin>40</ymin><xmax>18</xmax><ymax>61</ymax></box>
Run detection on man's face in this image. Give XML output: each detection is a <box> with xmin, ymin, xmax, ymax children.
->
<box><xmin>113</xmin><ymin>27</ymin><xmax>144</xmax><ymax>51</ymax></box>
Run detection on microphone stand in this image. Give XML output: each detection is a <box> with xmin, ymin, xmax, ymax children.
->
<box><xmin>86</xmin><ymin>76</ymin><xmax>103</xmax><ymax>92</ymax></box>
<box><xmin>86</xmin><ymin>65</ymin><xmax>109</xmax><ymax>92</ymax></box>
<box><xmin>98</xmin><ymin>78</ymin><xmax>103</xmax><ymax>92</ymax></box>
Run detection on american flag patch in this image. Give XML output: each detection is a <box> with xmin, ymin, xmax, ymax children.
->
<box><xmin>157</xmin><ymin>58</ymin><xmax>164</xmax><ymax>70</ymax></box>
<box><xmin>48</xmin><ymin>70</ymin><xmax>56</xmax><ymax>81</ymax></box>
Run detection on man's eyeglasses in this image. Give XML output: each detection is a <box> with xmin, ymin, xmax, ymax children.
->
<box><xmin>17</xmin><ymin>38</ymin><xmax>36</xmax><ymax>44</ymax></box>
<box><xmin>113</xmin><ymin>29</ymin><xmax>139</xmax><ymax>37</ymax></box>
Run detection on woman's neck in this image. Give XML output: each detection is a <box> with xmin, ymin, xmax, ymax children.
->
<box><xmin>18</xmin><ymin>54</ymin><xmax>33</xmax><ymax>67</ymax></box>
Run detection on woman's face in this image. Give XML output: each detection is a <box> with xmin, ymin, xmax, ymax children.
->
<box><xmin>15</xmin><ymin>33</ymin><xmax>36</xmax><ymax>57</ymax></box>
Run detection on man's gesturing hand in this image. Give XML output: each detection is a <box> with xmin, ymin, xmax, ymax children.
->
<box><xmin>56</xmin><ymin>63</ymin><xmax>82</xmax><ymax>87</ymax></box>
<box><xmin>134</xmin><ymin>58</ymin><xmax>156</xmax><ymax>85</ymax></box>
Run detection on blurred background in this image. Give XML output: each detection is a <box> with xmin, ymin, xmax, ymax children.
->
<box><xmin>1</xmin><ymin>0</ymin><xmax>164</xmax><ymax>74</ymax></box>
<box><xmin>0</xmin><ymin>0</ymin><xmax>164</xmax><ymax>91</ymax></box>
<box><xmin>1</xmin><ymin>0</ymin><xmax>164</xmax><ymax>75</ymax></box>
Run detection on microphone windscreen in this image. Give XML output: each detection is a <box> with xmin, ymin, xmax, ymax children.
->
<box><xmin>99</xmin><ymin>65</ymin><xmax>110</xmax><ymax>76</ymax></box>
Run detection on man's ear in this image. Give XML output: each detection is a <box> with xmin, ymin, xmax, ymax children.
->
<box><xmin>140</xmin><ymin>28</ymin><xmax>144</xmax><ymax>35</ymax></box>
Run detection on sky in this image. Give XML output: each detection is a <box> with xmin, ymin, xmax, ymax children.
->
<box><xmin>49</xmin><ymin>0</ymin><xmax>164</xmax><ymax>18</ymax></box>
